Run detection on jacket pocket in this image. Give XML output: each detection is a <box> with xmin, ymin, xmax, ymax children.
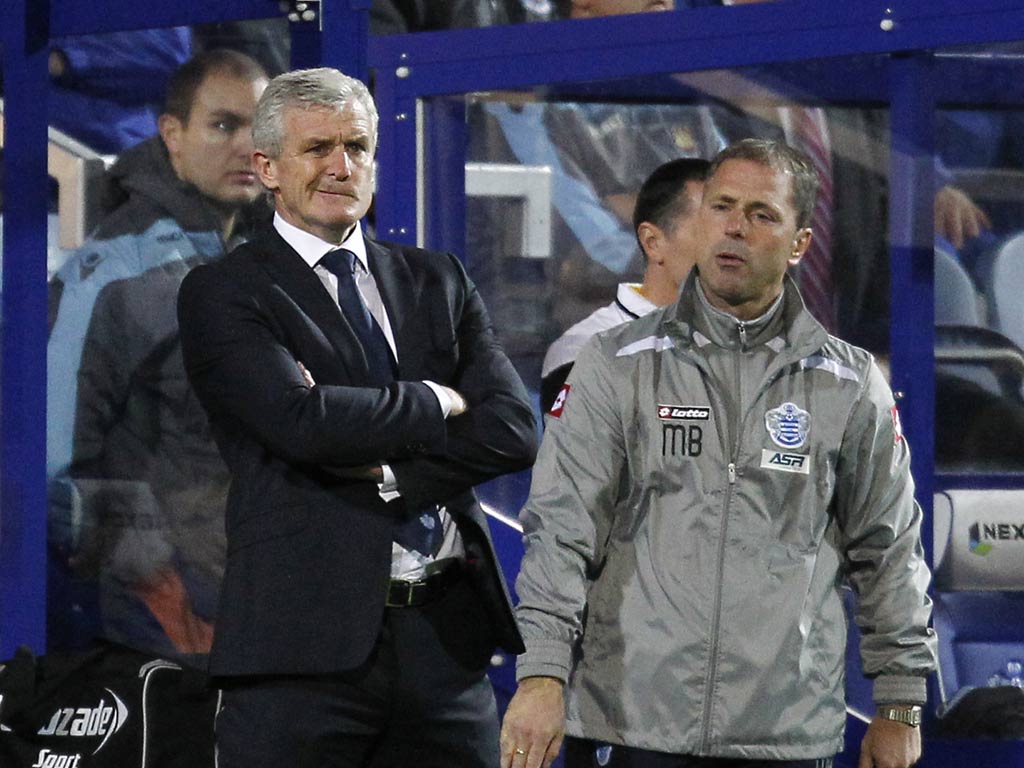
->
<box><xmin>229</xmin><ymin>503</ymin><xmax>309</xmax><ymax>552</ymax></box>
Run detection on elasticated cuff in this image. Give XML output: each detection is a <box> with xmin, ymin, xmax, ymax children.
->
<box><xmin>873</xmin><ymin>675</ymin><xmax>928</xmax><ymax>705</ymax></box>
<box><xmin>515</xmin><ymin>638</ymin><xmax>574</xmax><ymax>683</ymax></box>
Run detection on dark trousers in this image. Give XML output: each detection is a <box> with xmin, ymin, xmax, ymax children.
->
<box><xmin>216</xmin><ymin>578</ymin><xmax>500</xmax><ymax>768</ymax></box>
<box><xmin>564</xmin><ymin>738</ymin><xmax>834</xmax><ymax>768</ymax></box>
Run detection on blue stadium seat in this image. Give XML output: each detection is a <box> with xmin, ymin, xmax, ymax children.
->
<box><xmin>935</xmin><ymin>241</ymin><xmax>983</xmax><ymax>328</ymax></box>
<box><xmin>931</xmin><ymin>490</ymin><xmax>1024</xmax><ymax>708</ymax></box>
<box><xmin>986</xmin><ymin>232</ymin><xmax>1024</xmax><ymax>353</ymax></box>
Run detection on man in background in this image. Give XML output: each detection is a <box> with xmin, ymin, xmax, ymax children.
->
<box><xmin>47</xmin><ymin>49</ymin><xmax>269</xmax><ymax>659</ymax></box>
<box><xmin>540</xmin><ymin>158</ymin><xmax>708</xmax><ymax>412</ymax></box>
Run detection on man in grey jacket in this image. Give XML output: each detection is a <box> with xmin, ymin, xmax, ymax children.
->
<box><xmin>500</xmin><ymin>139</ymin><xmax>936</xmax><ymax>768</ymax></box>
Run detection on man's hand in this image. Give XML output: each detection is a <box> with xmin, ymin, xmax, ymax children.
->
<box><xmin>859</xmin><ymin>717</ymin><xmax>922</xmax><ymax>768</ymax></box>
<box><xmin>297</xmin><ymin>360</ymin><xmax>316</xmax><ymax>387</ymax></box>
<box><xmin>441</xmin><ymin>385</ymin><xmax>469</xmax><ymax>417</ymax></box>
<box><xmin>500</xmin><ymin>676</ymin><xmax>565</xmax><ymax>768</ymax></box>
<box><xmin>935</xmin><ymin>185</ymin><xmax>991</xmax><ymax>250</ymax></box>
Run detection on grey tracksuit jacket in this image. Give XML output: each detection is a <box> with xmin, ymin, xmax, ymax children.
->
<box><xmin>515</xmin><ymin>273</ymin><xmax>937</xmax><ymax>759</ymax></box>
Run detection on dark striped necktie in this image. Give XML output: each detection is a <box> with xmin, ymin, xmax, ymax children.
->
<box><xmin>319</xmin><ymin>248</ymin><xmax>396</xmax><ymax>382</ymax></box>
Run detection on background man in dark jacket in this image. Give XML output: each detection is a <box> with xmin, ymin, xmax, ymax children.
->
<box><xmin>47</xmin><ymin>49</ymin><xmax>269</xmax><ymax>659</ymax></box>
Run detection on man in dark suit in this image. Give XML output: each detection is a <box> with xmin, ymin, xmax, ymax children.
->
<box><xmin>177</xmin><ymin>67</ymin><xmax>539</xmax><ymax>768</ymax></box>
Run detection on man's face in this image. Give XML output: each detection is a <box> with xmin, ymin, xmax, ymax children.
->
<box><xmin>570</xmin><ymin>0</ymin><xmax>674</xmax><ymax>19</ymax></box>
<box><xmin>255</xmin><ymin>102</ymin><xmax>376</xmax><ymax>244</ymax></box>
<box><xmin>660</xmin><ymin>179</ymin><xmax>705</xmax><ymax>288</ymax></box>
<box><xmin>694</xmin><ymin>158</ymin><xmax>811</xmax><ymax>319</ymax></box>
<box><xmin>161</xmin><ymin>71</ymin><xmax>268</xmax><ymax>206</ymax></box>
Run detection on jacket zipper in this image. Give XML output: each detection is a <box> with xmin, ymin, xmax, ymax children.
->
<box><xmin>696</xmin><ymin>319</ymin><xmax>814</xmax><ymax>750</ymax></box>
<box><xmin>698</xmin><ymin>320</ymin><xmax>747</xmax><ymax>752</ymax></box>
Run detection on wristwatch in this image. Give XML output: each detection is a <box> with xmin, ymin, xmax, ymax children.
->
<box><xmin>877</xmin><ymin>704</ymin><xmax>923</xmax><ymax>727</ymax></box>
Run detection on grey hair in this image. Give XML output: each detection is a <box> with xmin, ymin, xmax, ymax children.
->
<box><xmin>707</xmin><ymin>138</ymin><xmax>819</xmax><ymax>230</ymax></box>
<box><xmin>253</xmin><ymin>67</ymin><xmax>379</xmax><ymax>158</ymax></box>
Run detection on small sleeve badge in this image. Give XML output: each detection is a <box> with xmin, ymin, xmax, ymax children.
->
<box><xmin>549</xmin><ymin>383</ymin><xmax>570</xmax><ymax>418</ymax></box>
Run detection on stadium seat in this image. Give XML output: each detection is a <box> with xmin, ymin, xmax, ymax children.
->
<box><xmin>986</xmin><ymin>232</ymin><xmax>1024</xmax><ymax>352</ymax></box>
<box><xmin>932</xmin><ymin>490</ymin><xmax>1024</xmax><ymax>707</ymax></box>
<box><xmin>935</xmin><ymin>242</ymin><xmax>984</xmax><ymax>328</ymax></box>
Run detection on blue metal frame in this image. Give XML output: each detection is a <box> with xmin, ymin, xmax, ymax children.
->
<box><xmin>888</xmin><ymin>51</ymin><xmax>938</xmax><ymax>559</ymax></box>
<box><xmin>1</xmin><ymin>0</ymin><xmax>52</xmax><ymax>659</ymax></box>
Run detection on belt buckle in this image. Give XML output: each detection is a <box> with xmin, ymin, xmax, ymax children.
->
<box><xmin>387</xmin><ymin>577</ymin><xmax>427</xmax><ymax>608</ymax></box>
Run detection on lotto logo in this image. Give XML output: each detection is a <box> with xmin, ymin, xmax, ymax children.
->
<box><xmin>31</xmin><ymin>750</ymin><xmax>82</xmax><ymax>768</ymax></box>
<box><xmin>657</xmin><ymin>404</ymin><xmax>710</xmax><ymax>420</ymax></box>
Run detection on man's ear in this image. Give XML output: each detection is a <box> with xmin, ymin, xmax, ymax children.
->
<box><xmin>253</xmin><ymin>151</ymin><xmax>279</xmax><ymax>192</ymax></box>
<box><xmin>158</xmin><ymin>114</ymin><xmax>183</xmax><ymax>157</ymax></box>
<box><xmin>788</xmin><ymin>227</ymin><xmax>813</xmax><ymax>267</ymax></box>
<box><xmin>637</xmin><ymin>221</ymin><xmax>664</xmax><ymax>265</ymax></box>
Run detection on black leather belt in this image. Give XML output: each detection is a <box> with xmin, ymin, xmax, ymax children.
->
<box><xmin>385</xmin><ymin>561</ymin><xmax>463</xmax><ymax>608</ymax></box>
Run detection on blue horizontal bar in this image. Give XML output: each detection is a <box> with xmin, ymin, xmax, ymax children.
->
<box><xmin>370</xmin><ymin>0</ymin><xmax>1024</xmax><ymax>98</ymax></box>
<box><xmin>49</xmin><ymin>0</ymin><xmax>281</xmax><ymax>36</ymax></box>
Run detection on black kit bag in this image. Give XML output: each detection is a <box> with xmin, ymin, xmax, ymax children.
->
<box><xmin>0</xmin><ymin>642</ymin><xmax>218</xmax><ymax>767</ymax></box>
<box><xmin>935</xmin><ymin>685</ymin><xmax>1024</xmax><ymax>739</ymax></box>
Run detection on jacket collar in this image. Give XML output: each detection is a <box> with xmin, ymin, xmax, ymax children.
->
<box><xmin>665</xmin><ymin>270</ymin><xmax>829</xmax><ymax>362</ymax></box>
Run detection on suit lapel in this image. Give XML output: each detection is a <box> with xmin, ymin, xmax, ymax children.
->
<box><xmin>254</xmin><ymin>227</ymin><xmax>370</xmax><ymax>376</ymax></box>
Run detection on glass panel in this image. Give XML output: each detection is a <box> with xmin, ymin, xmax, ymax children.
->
<box><xmin>45</xmin><ymin>30</ymin><xmax>271</xmax><ymax>657</ymax></box>
<box><xmin>932</xmin><ymin>40</ymin><xmax>1024</xmax><ymax>474</ymax></box>
<box><xmin>458</xmin><ymin>56</ymin><xmax>892</xmax><ymax>416</ymax></box>
<box><xmin>192</xmin><ymin>18</ymin><xmax>290</xmax><ymax>77</ymax></box>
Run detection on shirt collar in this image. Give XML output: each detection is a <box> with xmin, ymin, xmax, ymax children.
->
<box><xmin>617</xmin><ymin>283</ymin><xmax>659</xmax><ymax>319</ymax></box>
<box><xmin>273</xmin><ymin>212</ymin><xmax>369</xmax><ymax>273</ymax></box>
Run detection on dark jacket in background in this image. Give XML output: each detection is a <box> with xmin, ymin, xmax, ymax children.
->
<box><xmin>47</xmin><ymin>137</ymin><xmax>268</xmax><ymax>659</ymax></box>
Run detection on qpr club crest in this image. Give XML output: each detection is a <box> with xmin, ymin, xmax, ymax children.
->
<box><xmin>765</xmin><ymin>402</ymin><xmax>810</xmax><ymax>449</ymax></box>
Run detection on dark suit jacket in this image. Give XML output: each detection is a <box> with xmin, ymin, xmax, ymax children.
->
<box><xmin>177</xmin><ymin>227</ymin><xmax>537</xmax><ymax>678</ymax></box>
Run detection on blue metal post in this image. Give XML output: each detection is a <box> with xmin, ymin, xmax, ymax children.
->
<box><xmin>422</xmin><ymin>97</ymin><xmax>467</xmax><ymax>255</ymax></box>
<box><xmin>1</xmin><ymin>0</ymin><xmax>52</xmax><ymax>657</ymax></box>
<box><xmin>889</xmin><ymin>51</ymin><xmax>937</xmax><ymax>562</ymax></box>
<box><xmin>889</xmin><ymin>52</ymin><xmax>943</xmax><ymax>724</ymax></box>
<box><xmin>372</xmin><ymin>54</ymin><xmax>419</xmax><ymax>246</ymax></box>
<box><xmin>291</xmin><ymin>0</ymin><xmax>370</xmax><ymax>80</ymax></box>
